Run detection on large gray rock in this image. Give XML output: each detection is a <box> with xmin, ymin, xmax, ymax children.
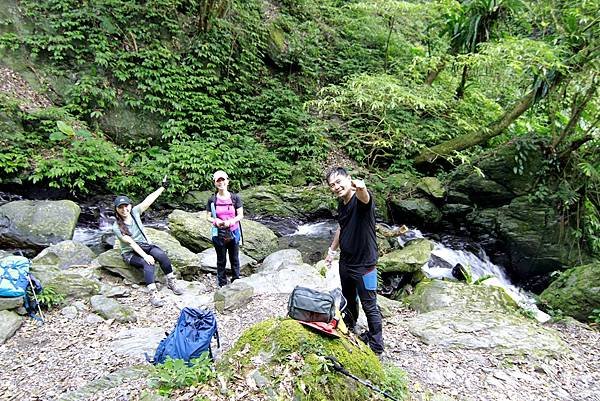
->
<box><xmin>167</xmin><ymin>209</ymin><xmax>213</xmax><ymax>252</ymax></box>
<box><xmin>0</xmin><ymin>310</ymin><xmax>23</xmax><ymax>343</ymax></box>
<box><xmin>408</xmin><ymin>308</ymin><xmax>567</xmax><ymax>356</ymax></box>
<box><xmin>32</xmin><ymin>240</ymin><xmax>96</xmax><ymax>269</ymax></box>
<box><xmin>96</xmin><ymin>228</ymin><xmax>202</xmax><ymax>282</ymax></box>
<box><xmin>198</xmin><ymin>248</ymin><xmax>256</xmax><ymax>275</ymax></box>
<box><xmin>539</xmin><ymin>261</ymin><xmax>600</xmax><ymax>322</ymax></box>
<box><xmin>214</xmin><ymin>281</ymin><xmax>254</xmax><ymax>313</ymax></box>
<box><xmin>239</xmin><ymin>184</ymin><xmax>335</xmax><ymax>218</ymax></box>
<box><xmin>0</xmin><ymin>200</ymin><xmax>80</xmax><ymax>251</ymax></box>
<box><xmin>168</xmin><ymin>209</ymin><xmax>278</xmax><ymax>262</ymax></box>
<box><xmin>90</xmin><ymin>295</ymin><xmax>137</xmax><ymax>323</ymax></box>
<box><xmin>407</xmin><ymin>280</ymin><xmax>567</xmax><ymax>357</ymax></box>
<box><xmin>0</xmin><ymin>296</ymin><xmax>24</xmax><ymax>311</ymax></box>
<box><xmin>30</xmin><ymin>264</ymin><xmax>101</xmax><ymax>300</ymax></box>
<box><xmin>236</xmin><ymin>262</ymin><xmax>324</xmax><ymax>295</ymax></box>
<box><xmin>258</xmin><ymin>249</ymin><xmax>304</xmax><ymax>272</ymax></box>
<box><xmin>111</xmin><ymin>327</ymin><xmax>166</xmax><ymax>357</ymax></box>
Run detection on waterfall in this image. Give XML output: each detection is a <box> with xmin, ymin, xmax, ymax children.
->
<box><xmin>423</xmin><ymin>241</ymin><xmax>551</xmax><ymax>323</ymax></box>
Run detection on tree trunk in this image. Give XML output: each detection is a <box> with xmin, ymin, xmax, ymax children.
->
<box><xmin>552</xmin><ymin>76</ymin><xmax>598</xmax><ymax>150</ymax></box>
<box><xmin>425</xmin><ymin>62</ymin><xmax>446</xmax><ymax>85</ymax></box>
<box><xmin>414</xmin><ymin>89</ymin><xmax>537</xmax><ymax>165</ymax></box>
<box><xmin>455</xmin><ymin>65</ymin><xmax>469</xmax><ymax>99</ymax></box>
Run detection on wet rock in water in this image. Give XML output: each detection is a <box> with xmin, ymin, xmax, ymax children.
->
<box><xmin>451</xmin><ymin>263</ymin><xmax>467</xmax><ymax>281</ymax></box>
<box><xmin>377</xmin><ymin>239</ymin><xmax>434</xmax><ymax>273</ymax></box>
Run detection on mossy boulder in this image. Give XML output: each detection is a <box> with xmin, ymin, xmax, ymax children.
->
<box><xmin>539</xmin><ymin>261</ymin><xmax>600</xmax><ymax>322</ymax></box>
<box><xmin>169</xmin><ymin>210</ymin><xmax>278</xmax><ymax>261</ymax></box>
<box><xmin>417</xmin><ymin>177</ymin><xmax>445</xmax><ymax>199</ymax></box>
<box><xmin>167</xmin><ymin>209</ymin><xmax>213</xmax><ymax>252</ymax></box>
<box><xmin>407</xmin><ymin>280</ymin><xmax>567</xmax><ymax>356</ymax></box>
<box><xmin>495</xmin><ymin>196</ymin><xmax>589</xmax><ymax>279</ymax></box>
<box><xmin>32</xmin><ymin>240</ymin><xmax>96</xmax><ymax>269</ymax></box>
<box><xmin>389</xmin><ymin>197</ymin><xmax>442</xmax><ymax>226</ymax></box>
<box><xmin>30</xmin><ymin>263</ymin><xmax>101</xmax><ymax>300</ymax></box>
<box><xmin>408</xmin><ymin>280</ymin><xmax>519</xmax><ymax>314</ymax></box>
<box><xmin>216</xmin><ymin>318</ymin><xmax>408</xmax><ymax>401</ymax></box>
<box><xmin>0</xmin><ymin>200</ymin><xmax>80</xmax><ymax>251</ymax></box>
<box><xmin>240</xmin><ymin>184</ymin><xmax>335</xmax><ymax>219</ymax></box>
<box><xmin>378</xmin><ymin>239</ymin><xmax>434</xmax><ymax>273</ymax></box>
<box><xmin>450</xmin><ymin>138</ymin><xmax>547</xmax><ymax>204</ymax></box>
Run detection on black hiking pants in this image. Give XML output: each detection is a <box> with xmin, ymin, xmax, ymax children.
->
<box><xmin>340</xmin><ymin>262</ymin><xmax>384</xmax><ymax>354</ymax></box>
<box><xmin>212</xmin><ymin>238</ymin><xmax>240</xmax><ymax>287</ymax></box>
<box><xmin>125</xmin><ymin>244</ymin><xmax>173</xmax><ymax>285</ymax></box>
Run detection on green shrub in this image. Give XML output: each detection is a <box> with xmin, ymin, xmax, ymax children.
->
<box><xmin>150</xmin><ymin>354</ymin><xmax>215</xmax><ymax>396</ymax></box>
<box><xmin>589</xmin><ymin>309</ymin><xmax>600</xmax><ymax>325</ymax></box>
<box><xmin>33</xmin><ymin>285</ymin><xmax>66</xmax><ymax>309</ymax></box>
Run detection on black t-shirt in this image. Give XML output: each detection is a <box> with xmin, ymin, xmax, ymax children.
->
<box><xmin>337</xmin><ymin>191</ymin><xmax>378</xmax><ymax>271</ymax></box>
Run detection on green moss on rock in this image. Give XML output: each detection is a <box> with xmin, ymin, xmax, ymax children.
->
<box><xmin>539</xmin><ymin>261</ymin><xmax>600</xmax><ymax>322</ymax></box>
<box><xmin>217</xmin><ymin>318</ymin><xmax>408</xmax><ymax>400</ymax></box>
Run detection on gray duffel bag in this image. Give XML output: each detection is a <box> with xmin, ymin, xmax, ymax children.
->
<box><xmin>287</xmin><ymin>286</ymin><xmax>335</xmax><ymax>323</ymax></box>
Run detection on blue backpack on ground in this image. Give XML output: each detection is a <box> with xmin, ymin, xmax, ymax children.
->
<box><xmin>0</xmin><ymin>255</ymin><xmax>44</xmax><ymax>321</ymax></box>
<box><xmin>152</xmin><ymin>307</ymin><xmax>220</xmax><ymax>365</ymax></box>
<box><xmin>0</xmin><ymin>255</ymin><xmax>31</xmax><ymax>297</ymax></box>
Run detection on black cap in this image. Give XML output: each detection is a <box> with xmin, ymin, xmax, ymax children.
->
<box><xmin>114</xmin><ymin>195</ymin><xmax>132</xmax><ymax>207</ymax></box>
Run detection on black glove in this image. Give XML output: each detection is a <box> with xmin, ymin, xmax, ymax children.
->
<box><xmin>160</xmin><ymin>175</ymin><xmax>169</xmax><ymax>189</ymax></box>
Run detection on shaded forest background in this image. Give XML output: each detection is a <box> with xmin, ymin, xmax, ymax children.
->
<box><xmin>0</xmin><ymin>0</ymin><xmax>598</xmax><ymax>253</ymax></box>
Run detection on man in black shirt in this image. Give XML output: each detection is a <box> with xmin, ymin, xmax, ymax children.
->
<box><xmin>325</xmin><ymin>167</ymin><xmax>384</xmax><ymax>355</ymax></box>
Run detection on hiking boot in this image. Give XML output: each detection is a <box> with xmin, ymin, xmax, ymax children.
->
<box><xmin>358</xmin><ymin>330</ymin><xmax>370</xmax><ymax>344</ymax></box>
<box><xmin>166</xmin><ymin>277</ymin><xmax>183</xmax><ymax>295</ymax></box>
<box><xmin>149</xmin><ymin>291</ymin><xmax>164</xmax><ymax>308</ymax></box>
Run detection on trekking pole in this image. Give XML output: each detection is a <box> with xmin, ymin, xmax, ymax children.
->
<box><xmin>26</xmin><ymin>274</ymin><xmax>45</xmax><ymax>323</ymax></box>
<box><xmin>324</xmin><ymin>356</ymin><xmax>400</xmax><ymax>401</ymax></box>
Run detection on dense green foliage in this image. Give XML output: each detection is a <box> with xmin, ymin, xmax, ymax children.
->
<box><xmin>0</xmin><ymin>0</ymin><xmax>597</xmax><ymax>253</ymax></box>
<box><xmin>150</xmin><ymin>353</ymin><xmax>215</xmax><ymax>396</ymax></box>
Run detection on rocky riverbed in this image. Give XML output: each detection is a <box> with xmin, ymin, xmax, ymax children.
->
<box><xmin>0</xmin><ymin>270</ymin><xmax>598</xmax><ymax>401</ymax></box>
